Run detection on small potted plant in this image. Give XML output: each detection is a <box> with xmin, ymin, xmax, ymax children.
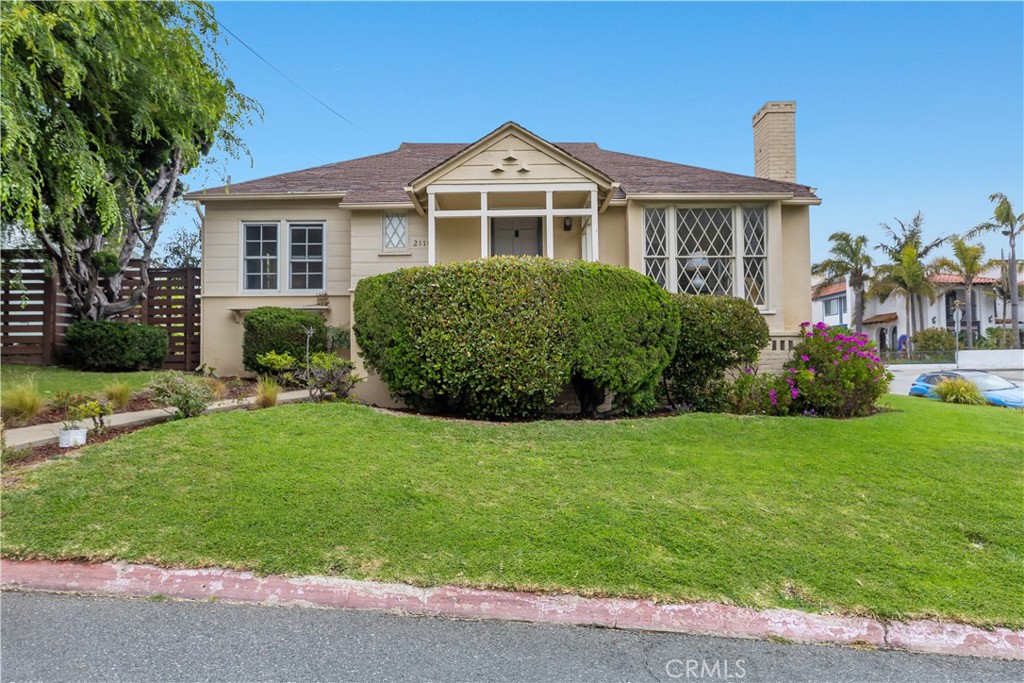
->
<box><xmin>58</xmin><ymin>404</ymin><xmax>88</xmax><ymax>448</ymax></box>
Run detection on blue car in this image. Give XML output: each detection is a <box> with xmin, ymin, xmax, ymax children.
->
<box><xmin>909</xmin><ymin>370</ymin><xmax>1024</xmax><ymax>408</ymax></box>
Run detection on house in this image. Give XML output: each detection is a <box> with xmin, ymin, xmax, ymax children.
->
<box><xmin>856</xmin><ymin>271</ymin><xmax>1013</xmax><ymax>352</ymax></box>
<box><xmin>811</xmin><ymin>278</ymin><xmax>849</xmax><ymax>328</ymax></box>
<box><xmin>187</xmin><ymin>101</ymin><xmax>820</xmax><ymax>404</ymax></box>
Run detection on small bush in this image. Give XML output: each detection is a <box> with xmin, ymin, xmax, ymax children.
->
<box><xmin>933</xmin><ymin>377</ymin><xmax>985</xmax><ymax>405</ymax></box>
<box><xmin>986</xmin><ymin>328</ymin><xmax>1020</xmax><ymax>350</ymax></box>
<box><xmin>242</xmin><ymin>307</ymin><xmax>327</xmax><ymax>373</ymax></box>
<box><xmin>770</xmin><ymin>322</ymin><xmax>891</xmax><ymax>418</ymax></box>
<box><xmin>63</xmin><ymin>321</ymin><xmax>168</xmax><ymax>371</ymax></box>
<box><xmin>71</xmin><ymin>399</ymin><xmax>113</xmax><ymax>432</ymax></box>
<box><xmin>103</xmin><ymin>382</ymin><xmax>133</xmax><ymax>410</ymax></box>
<box><xmin>305</xmin><ymin>352</ymin><xmax>361</xmax><ymax>403</ymax></box>
<box><xmin>148</xmin><ymin>372</ymin><xmax>214</xmax><ymax>419</ymax></box>
<box><xmin>255</xmin><ymin>376</ymin><xmax>280</xmax><ymax>408</ymax></box>
<box><xmin>255</xmin><ymin>350</ymin><xmax>301</xmax><ymax>386</ymax></box>
<box><xmin>1</xmin><ymin>379</ymin><xmax>44</xmax><ymax>421</ymax></box>
<box><xmin>911</xmin><ymin>327</ymin><xmax>957</xmax><ymax>357</ymax></box>
<box><xmin>662</xmin><ymin>294</ymin><xmax>770</xmax><ymax>411</ymax></box>
<box><xmin>50</xmin><ymin>391</ymin><xmax>85</xmax><ymax>411</ymax></box>
<box><xmin>204</xmin><ymin>377</ymin><xmax>229</xmax><ymax>400</ymax></box>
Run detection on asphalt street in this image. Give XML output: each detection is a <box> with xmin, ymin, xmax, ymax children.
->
<box><xmin>2</xmin><ymin>592</ymin><xmax>1020</xmax><ymax>682</ymax></box>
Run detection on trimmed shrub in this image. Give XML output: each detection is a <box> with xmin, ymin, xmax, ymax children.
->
<box><xmin>354</xmin><ymin>257</ymin><xmax>679</xmax><ymax>419</ymax></box>
<box><xmin>148</xmin><ymin>372</ymin><xmax>214</xmax><ymax>418</ymax></box>
<box><xmin>911</xmin><ymin>327</ymin><xmax>957</xmax><ymax>357</ymax></box>
<box><xmin>662</xmin><ymin>294</ymin><xmax>770</xmax><ymax>411</ymax></box>
<box><xmin>772</xmin><ymin>322</ymin><xmax>891</xmax><ymax>418</ymax></box>
<box><xmin>355</xmin><ymin>257</ymin><xmax>571</xmax><ymax>418</ymax></box>
<box><xmin>561</xmin><ymin>261</ymin><xmax>679</xmax><ymax>415</ymax></box>
<box><xmin>933</xmin><ymin>377</ymin><xmax>985</xmax><ymax>405</ymax></box>
<box><xmin>63</xmin><ymin>321</ymin><xmax>167</xmax><ymax>371</ymax></box>
<box><xmin>242</xmin><ymin>307</ymin><xmax>327</xmax><ymax>373</ymax></box>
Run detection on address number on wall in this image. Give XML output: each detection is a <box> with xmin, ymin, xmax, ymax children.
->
<box><xmin>412</xmin><ymin>239</ymin><xmax>429</xmax><ymax>248</ymax></box>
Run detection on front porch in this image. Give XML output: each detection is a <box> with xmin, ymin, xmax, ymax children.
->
<box><xmin>422</xmin><ymin>183</ymin><xmax>604</xmax><ymax>265</ymax></box>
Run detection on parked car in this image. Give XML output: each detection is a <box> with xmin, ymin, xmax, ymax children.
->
<box><xmin>909</xmin><ymin>370</ymin><xmax>1024</xmax><ymax>408</ymax></box>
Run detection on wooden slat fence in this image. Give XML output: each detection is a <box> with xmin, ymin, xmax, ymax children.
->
<box><xmin>1</xmin><ymin>255</ymin><xmax>201</xmax><ymax>371</ymax></box>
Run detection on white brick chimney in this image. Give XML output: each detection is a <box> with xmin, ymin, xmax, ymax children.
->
<box><xmin>752</xmin><ymin>101</ymin><xmax>796</xmax><ymax>183</ymax></box>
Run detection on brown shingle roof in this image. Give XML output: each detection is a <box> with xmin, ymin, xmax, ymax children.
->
<box><xmin>187</xmin><ymin>142</ymin><xmax>818</xmax><ymax>203</ymax></box>
<box><xmin>863</xmin><ymin>312</ymin><xmax>899</xmax><ymax>325</ymax></box>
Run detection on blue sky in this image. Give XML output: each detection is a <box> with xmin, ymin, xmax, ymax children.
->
<box><xmin>178</xmin><ymin>1</ymin><xmax>1024</xmax><ymax>263</ymax></box>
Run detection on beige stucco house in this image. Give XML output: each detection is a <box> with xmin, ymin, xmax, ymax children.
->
<box><xmin>188</xmin><ymin>101</ymin><xmax>820</xmax><ymax>404</ymax></box>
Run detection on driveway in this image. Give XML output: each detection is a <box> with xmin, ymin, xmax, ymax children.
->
<box><xmin>2</xmin><ymin>592</ymin><xmax>1021</xmax><ymax>682</ymax></box>
<box><xmin>887</xmin><ymin>364</ymin><xmax>1024</xmax><ymax>395</ymax></box>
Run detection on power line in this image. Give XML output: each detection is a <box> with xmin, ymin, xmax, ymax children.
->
<box><xmin>196</xmin><ymin>5</ymin><xmax>364</xmax><ymax>132</ymax></box>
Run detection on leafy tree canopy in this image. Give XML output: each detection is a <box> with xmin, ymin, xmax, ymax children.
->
<box><xmin>1</xmin><ymin>0</ymin><xmax>258</xmax><ymax>319</ymax></box>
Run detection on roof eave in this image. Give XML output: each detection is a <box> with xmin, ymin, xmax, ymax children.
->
<box><xmin>186</xmin><ymin>191</ymin><xmax>348</xmax><ymax>202</ymax></box>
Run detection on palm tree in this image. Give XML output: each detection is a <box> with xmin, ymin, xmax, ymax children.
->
<box><xmin>966</xmin><ymin>193</ymin><xmax>1023</xmax><ymax>349</ymax></box>
<box><xmin>870</xmin><ymin>246</ymin><xmax>937</xmax><ymax>355</ymax></box>
<box><xmin>812</xmin><ymin>232</ymin><xmax>873</xmax><ymax>333</ymax></box>
<box><xmin>930</xmin><ymin>236</ymin><xmax>992</xmax><ymax>350</ymax></box>
<box><xmin>993</xmin><ymin>254</ymin><xmax>1024</xmax><ymax>340</ymax></box>
<box><xmin>876</xmin><ymin>212</ymin><xmax>945</xmax><ymax>335</ymax></box>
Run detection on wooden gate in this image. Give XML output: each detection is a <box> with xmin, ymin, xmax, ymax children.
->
<box><xmin>1</xmin><ymin>257</ymin><xmax>202</xmax><ymax>371</ymax></box>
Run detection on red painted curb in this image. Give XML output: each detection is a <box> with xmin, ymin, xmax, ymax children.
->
<box><xmin>1</xmin><ymin>559</ymin><xmax>1020</xmax><ymax>660</ymax></box>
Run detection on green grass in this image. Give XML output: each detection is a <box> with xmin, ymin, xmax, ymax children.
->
<box><xmin>2</xmin><ymin>395</ymin><xmax>1022</xmax><ymax>628</ymax></box>
<box><xmin>1</xmin><ymin>365</ymin><xmax>163</xmax><ymax>402</ymax></box>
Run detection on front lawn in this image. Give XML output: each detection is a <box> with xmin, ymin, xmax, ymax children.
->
<box><xmin>2</xmin><ymin>395</ymin><xmax>1021</xmax><ymax>628</ymax></box>
<box><xmin>1</xmin><ymin>365</ymin><xmax>164</xmax><ymax>400</ymax></box>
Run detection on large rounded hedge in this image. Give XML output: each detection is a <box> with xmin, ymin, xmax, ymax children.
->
<box><xmin>353</xmin><ymin>257</ymin><xmax>679</xmax><ymax>419</ymax></box>
<box><xmin>663</xmin><ymin>294</ymin><xmax>770</xmax><ymax>411</ymax></box>
<box><xmin>63</xmin><ymin>321</ymin><xmax>168</xmax><ymax>371</ymax></box>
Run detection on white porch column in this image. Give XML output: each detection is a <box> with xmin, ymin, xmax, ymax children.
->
<box><xmin>480</xmin><ymin>192</ymin><xmax>489</xmax><ymax>258</ymax></box>
<box><xmin>427</xmin><ymin>190</ymin><xmax>437</xmax><ymax>266</ymax></box>
<box><xmin>589</xmin><ymin>189</ymin><xmax>600</xmax><ymax>261</ymax></box>
<box><xmin>545</xmin><ymin>190</ymin><xmax>554</xmax><ymax>258</ymax></box>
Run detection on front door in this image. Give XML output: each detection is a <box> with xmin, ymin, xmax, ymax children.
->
<box><xmin>491</xmin><ymin>217</ymin><xmax>542</xmax><ymax>256</ymax></box>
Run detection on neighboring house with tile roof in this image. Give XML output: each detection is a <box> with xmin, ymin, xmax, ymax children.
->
<box><xmin>187</xmin><ymin>101</ymin><xmax>821</xmax><ymax>404</ymax></box>
<box><xmin>810</xmin><ymin>278</ymin><xmax>850</xmax><ymax>328</ymax></box>
<box><xmin>859</xmin><ymin>270</ymin><xmax>1016</xmax><ymax>352</ymax></box>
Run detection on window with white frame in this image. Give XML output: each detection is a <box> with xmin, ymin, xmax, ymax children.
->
<box><xmin>642</xmin><ymin>206</ymin><xmax>769</xmax><ymax>307</ymax></box>
<box><xmin>243</xmin><ymin>223</ymin><xmax>279</xmax><ymax>291</ymax></box>
<box><xmin>383</xmin><ymin>213</ymin><xmax>408</xmax><ymax>251</ymax></box>
<box><xmin>824</xmin><ymin>297</ymin><xmax>844</xmax><ymax>316</ymax></box>
<box><xmin>289</xmin><ymin>222</ymin><xmax>324</xmax><ymax>290</ymax></box>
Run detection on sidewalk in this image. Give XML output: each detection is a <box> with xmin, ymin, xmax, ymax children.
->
<box><xmin>2</xmin><ymin>559</ymin><xmax>1021</xmax><ymax>660</ymax></box>
<box><xmin>4</xmin><ymin>390</ymin><xmax>309</xmax><ymax>449</ymax></box>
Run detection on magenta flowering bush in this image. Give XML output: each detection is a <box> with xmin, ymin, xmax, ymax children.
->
<box><xmin>779</xmin><ymin>322</ymin><xmax>892</xmax><ymax>417</ymax></box>
<box><xmin>729</xmin><ymin>323</ymin><xmax>892</xmax><ymax>418</ymax></box>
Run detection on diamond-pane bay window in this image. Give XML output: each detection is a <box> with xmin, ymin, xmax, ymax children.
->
<box><xmin>643</xmin><ymin>208</ymin><xmax>668</xmax><ymax>287</ymax></box>
<box><xmin>383</xmin><ymin>213</ymin><xmax>408</xmax><ymax>251</ymax></box>
<box><xmin>641</xmin><ymin>205</ymin><xmax>769</xmax><ymax>308</ymax></box>
<box><xmin>742</xmin><ymin>207</ymin><xmax>767</xmax><ymax>307</ymax></box>
<box><xmin>677</xmin><ymin>208</ymin><xmax>734</xmax><ymax>296</ymax></box>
